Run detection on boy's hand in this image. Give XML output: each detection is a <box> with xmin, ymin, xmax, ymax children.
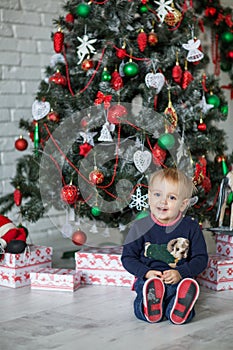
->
<box><xmin>145</xmin><ymin>270</ymin><xmax>163</xmax><ymax>279</ymax></box>
<box><xmin>162</xmin><ymin>269</ymin><xmax>181</xmax><ymax>284</ymax></box>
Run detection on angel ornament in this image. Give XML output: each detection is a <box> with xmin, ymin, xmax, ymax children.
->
<box><xmin>76</xmin><ymin>34</ymin><xmax>97</xmax><ymax>64</ymax></box>
<box><xmin>182</xmin><ymin>38</ymin><xmax>204</xmax><ymax>63</ymax></box>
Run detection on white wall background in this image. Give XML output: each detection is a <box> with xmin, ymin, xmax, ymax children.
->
<box><xmin>0</xmin><ymin>0</ymin><xmax>232</xmax><ymax>245</ymax></box>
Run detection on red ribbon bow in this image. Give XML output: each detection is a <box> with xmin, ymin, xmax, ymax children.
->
<box><xmin>215</xmin><ymin>13</ymin><xmax>233</xmax><ymax>27</ymax></box>
<box><xmin>94</xmin><ymin>91</ymin><xmax>112</xmax><ymax>109</ymax></box>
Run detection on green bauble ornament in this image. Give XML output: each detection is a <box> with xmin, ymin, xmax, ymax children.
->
<box><xmin>207</xmin><ymin>94</ymin><xmax>220</xmax><ymax>108</ymax></box>
<box><xmin>136</xmin><ymin>210</ymin><xmax>149</xmax><ymax>220</ymax></box>
<box><xmin>221</xmin><ymin>32</ymin><xmax>233</xmax><ymax>44</ymax></box>
<box><xmin>157</xmin><ymin>133</ymin><xmax>175</xmax><ymax>150</ymax></box>
<box><xmin>139</xmin><ymin>5</ymin><xmax>148</xmax><ymax>13</ymax></box>
<box><xmin>220</xmin><ymin>104</ymin><xmax>228</xmax><ymax>116</ymax></box>
<box><xmin>123</xmin><ymin>61</ymin><xmax>139</xmax><ymax>77</ymax></box>
<box><xmin>91</xmin><ymin>206</ymin><xmax>101</xmax><ymax>217</ymax></box>
<box><xmin>101</xmin><ymin>68</ymin><xmax>111</xmax><ymax>82</ymax></box>
<box><xmin>76</xmin><ymin>3</ymin><xmax>91</xmax><ymax>18</ymax></box>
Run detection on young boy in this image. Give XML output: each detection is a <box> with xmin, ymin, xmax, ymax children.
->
<box><xmin>121</xmin><ymin>167</ymin><xmax>208</xmax><ymax>325</ymax></box>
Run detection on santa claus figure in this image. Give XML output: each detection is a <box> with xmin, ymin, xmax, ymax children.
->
<box><xmin>0</xmin><ymin>215</ymin><xmax>27</xmax><ymax>255</ymax></box>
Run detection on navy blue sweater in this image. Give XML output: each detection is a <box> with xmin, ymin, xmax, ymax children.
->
<box><xmin>121</xmin><ymin>214</ymin><xmax>208</xmax><ymax>280</ymax></box>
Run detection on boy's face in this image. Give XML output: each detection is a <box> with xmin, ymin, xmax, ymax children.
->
<box><xmin>148</xmin><ymin>177</ymin><xmax>189</xmax><ymax>224</ymax></box>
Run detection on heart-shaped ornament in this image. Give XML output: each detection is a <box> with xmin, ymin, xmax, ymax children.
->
<box><xmin>32</xmin><ymin>100</ymin><xmax>51</xmax><ymax>121</ymax></box>
<box><xmin>133</xmin><ymin>150</ymin><xmax>152</xmax><ymax>173</ymax></box>
<box><xmin>145</xmin><ymin>72</ymin><xmax>165</xmax><ymax>94</ymax></box>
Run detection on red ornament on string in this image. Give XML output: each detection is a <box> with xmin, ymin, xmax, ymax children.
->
<box><xmin>197</xmin><ymin>121</ymin><xmax>207</xmax><ymax>131</ymax></box>
<box><xmin>47</xmin><ymin>110</ymin><xmax>60</xmax><ymax>122</ymax></box>
<box><xmin>81</xmin><ymin>58</ymin><xmax>94</xmax><ymax>71</ymax></box>
<box><xmin>148</xmin><ymin>30</ymin><xmax>158</xmax><ymax>46</ymax></box>
<box><xmin>53</xmin><ymin>29</ymin><xmax>64</xmax><ymax>53</ymax></box>
<box><xmin>49</xmin><ymin>71</ymin><xmax>67</xmax><ymax>86</ymax></box>
<box><xmin>60</xmin><ymin>184</ymin><xmax>79</xmax><ymax>205</ymax></box>
<box><xmin>15</xmin><ymin>136</ymin><xmax>28</xmax><ymax>151</ymax></box>
<box><xmin>108</xmin><ymin>104</ymin><xmax>127</xmax><ymax>124</ymax></box>
<box><xmin>137</xmin><ymin>29</ymin><xmax>147</xmax><ymax>52</ymax></box>
<box><xmin>116</xmin><ymin>47</ymin><xmax>127</xmax><ymax>59</ymax></box>
<box><xmin>72</xmin><ymin>230</ymin><xmax>87</xmax><ymax>246</ymax></box>
<box><xmin>227</xmin><ymin>51</ymin><xmax>233</xmax><ymax>60</ymax></box>
<box><xmin>14</xmin><ymin>188</ymin><xmax>22</xmax><ymax>206</ymax></box>
<box><xmin>204</xmin><ymin>7</ymin><xmax>217</xmax><ymax>17</ymax></box>
<box><xmin>89</xmin><ymin>168</ymin><xmax>104</xmax><ymax>185</ymax></box>
<box><xmin>65</xmin><ymin>13</ymin><xmax>74</xmax><ymax>23</ymax></box>
<box><xmin>152</xmin><ymin>143</ymin><xmax>167</xmax><ymax>166</ymax></box>
<box><xmin>111</xmin><ymin>70</ymin><xmax>123</xmax><ymax>91</ymax></box>
<box><xmin>79</xmin><ymin>142</ymin><xmax>92</xmax><ymax>157</ymax></box>
<box><xmin>181</xmin><ymin>62</ymin><xmax>193</xmax><ymax>89</ymax></box>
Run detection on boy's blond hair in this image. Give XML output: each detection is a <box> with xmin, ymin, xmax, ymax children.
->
<box><xmin>148</xmin><ymin>168</ymin><xmax>195</xmax><ymax>199</ymax></box>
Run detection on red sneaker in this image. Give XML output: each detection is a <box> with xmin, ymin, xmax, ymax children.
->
<box><xmin>170</xmin><ymin>278</ymin><xmax>200</xmax><ymax>325</ymax></box>
<box><xmin>143</xmin><ymin>277</ymin><xmax>165</xmax><ymax>323</ymax></box>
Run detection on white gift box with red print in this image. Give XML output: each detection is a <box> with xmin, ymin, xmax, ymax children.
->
<box><xmin>0</xmin><ymin>245</ymin><xmax>53</xmax><ymax>288</ymax></box>
<box><xmin>197</xmin><ymin>254</ymin><xmax>233</xmax><ymax>291</ymax></box>
<box><xmin>30</xmin><ymin>268</ymin><xmax>82</xmax><ymax>292</ymax></box>
<box><xmin>75</xmin><ymin>247</ymin><xmax>135</xmax><ymax>287</ymax></box>
<box><xmin>216</xmin><ymin>233</ymin><xmax>233</xmax><ymax>258</ymax></box>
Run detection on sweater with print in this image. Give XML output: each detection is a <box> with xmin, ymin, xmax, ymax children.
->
<box><xmin>121</xmin><ymin>214</ymin><xmax>208</xmax><ymax>280</ymax></box>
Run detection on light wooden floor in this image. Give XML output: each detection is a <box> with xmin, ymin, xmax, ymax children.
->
<box><xmin>1</xmin><ymin>237</ymin><xmax>233</xmax><ymax>350</ymax></box>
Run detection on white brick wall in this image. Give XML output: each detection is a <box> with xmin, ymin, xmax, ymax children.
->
<box><xmin>0</xmin><ymin>0</ymin><xmax>64</xmax><ymax>243</ymax></box>
<box><xmin>0</xmin><ymin>0</ymin><xmax>232</xmax><ymax>245</ymax></box>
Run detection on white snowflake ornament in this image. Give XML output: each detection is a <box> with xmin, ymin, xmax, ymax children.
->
<box><xmin>129</xmin><ymin>187</ymin><xmax>149</xmax><ymax>211</ymax></box>
<box><xmin>154</xmin><ymin>0</ymin><xmax>174</xmax><ymax>22</ymax></box>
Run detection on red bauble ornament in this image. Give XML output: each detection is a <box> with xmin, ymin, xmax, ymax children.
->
<box><xmin>14</xmin><ymin>187</ymin><xmax>22</xmax><ymax>206</ymax></box>
<box><xmin>89</xmin><ymin>168</ymin><xmax>104</xmax><ymax>185</ymax></box>
<box><xmin>72</xmin><ymin>230</ymin><xmax>87</xmax><ymax>246</ymax></box>
<box><xmin>227</xmin><ymin>51</ymin><xmax>233</xmax><ymax>60</ymax></box>
<box><xmin>205</xmin><ymin>7</ymin><xmax>217</xmax><ymax>17</ymax></box>
<box><xmin>108</xmin><ymin>104</ymin><xmax>127</xmax><ymax>124</ymax></box>
<box><xmin>53</xmin><ymin>30</ymin><xmax>64</xmax><ymax>53</ymax></box>
<box><xmin>15</xmin><ymin>136</ymin><xmax>28</xmax><ymax>151</ymax></box>
<box><xmin>152</xmin><ymin>143</ymin><xmax>166</xmax><ymax>166</ymax></box>
<box><xmin>147</xmin><ymin>31</ymin><xmax>158</xmax><ymax>46</ymax></box>
<box><xmin>111</xmin><ymin>70</ymin><xmax>123</xmax><ymax>91</ymax></box>
<box><xmin>49</xmin><ymin>71</ymin><xmax>67</xmax><ymax>86</ymax></box>
<box><xmin>137</xmin><ymin>30</ymin><xmax>147</xmax><ymax>52</ymax></box>
<box><xmin>81</xmin><ymin>58</ymin><xmax>94</xmax><ymax>71</ymax></box>
<box><xmin>197</xmin><ymin>121</ymin><xmax>207</xmax><ymax>131</ymax></box>
<box><xmin>116</xmin><ymin>48</ymin><xmax>127</xmax><ymax>59</ymax></box>
<box><xmin>60</xmin><ymin>184</ymin><xmax>79</xmax><ymax>204</ymax></box>
<box><xmin>65</xmin><ymin>13</ymin><xmax>74</xmax><ymax>23</ymax></box>
<box><xmin>47</xmin><ymin>110</ymin><xmax>60</xmax><ymax>122</ymax></box>
<box><xmin>79</xmin><ymin>142</ymin><xmax>93</xmax><ymax>157</ymax></box>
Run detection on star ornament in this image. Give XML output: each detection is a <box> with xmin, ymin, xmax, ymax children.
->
<box><xmin>199</xmin><ymin>94</ymin><xmax>214</xmax><ymax>114</ymax></box>
<box><xmin>129</xmin><ymin>187</ymin><xmax>149</xmax><ymax>211</ymax></box>
<box><xmin>79</xmin><ymin>131</ymin><xmax>97</xmax><ymax>146</ymax></box>
<box><xmin>79</xmin><ymin>142</ymin><xmax>93</xmax><ymax>157</ymax></box>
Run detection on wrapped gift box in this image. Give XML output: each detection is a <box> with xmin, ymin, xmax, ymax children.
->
<box><xmin>197</xmin><ymin>254</ymin><xmax>233</xmax><ymax>291</ymax></box>
<box><xmin>0</xmin><ymin>245</ymin><xmax>53</xmax><ymax>288</ymax></box>
<box><xmin>75</xmin><ymin>247</ymin><xmax>135</xmax><ymax>287</ymax></box>
<box><xmin>216</xmin><ymin>233</ymin><xmax>233</xmax><ymax>258</ymax></box>
<box><xmin>30</xmin><ymin>268</ymin><xmax>82</xmax><ymax>292</ymax></box>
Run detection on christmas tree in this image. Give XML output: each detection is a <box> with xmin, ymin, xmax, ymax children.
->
<box><xmin>1</xmin><ymin>0</ymin><xmax>233</xmax><ymax>246</ymax></box>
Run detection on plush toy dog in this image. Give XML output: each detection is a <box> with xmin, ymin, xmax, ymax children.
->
<box><xmin>144</xmin><ymin>237</ymin><xmax>190</xmax><ymax>268</ymax></box>
<box><xmin>0</xmin><ymin>215</ymin><xmax>27</xmax><ymax>256</ymax></box>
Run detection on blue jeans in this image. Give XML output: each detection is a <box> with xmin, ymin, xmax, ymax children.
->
<box><xmin>133</xmin><ymin>278</ymin><xmax>195</xmax><ymax>324</ymax></box>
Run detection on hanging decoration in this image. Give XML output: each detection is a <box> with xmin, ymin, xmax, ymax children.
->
<box><xmin>94</xmin><ymin>91</ymin><xmax>112</xmax><ymax>109</ymax></box>
<box><xmin>181</xmin><ymin>60</ymin><xmax>193</xmax><ymax>89</ymax></box>
<box><xmin>148</xmin><ymin>29</ymin><xmax>158</xmax><ymax>46</ymax></box>
<box><xmin>111</xmin><ymin>69</ymin><xmax>123</xmax><ymax>91</ymax></box>
<box><xmin>154</xmin><ymin>0</ymin><xmax>174</xmax><ymax>23</ymax></box>
<box><xmin>14</xmin><ymin>187</ymin><xmax>22</xmax><ymax>206</ymax></box>
<box><xmin>145</xmin><ymin>72</ymin><xmax>165</xmax><ymax>93</ymax></box>
<box><xmin>164</xmin><ymin>89</ymin><xmax>178</xmax><ymax>132</ymax></box>
<box><xmin>53</xmin><ymin>28</ymin><xmax>64</xmax><ymax>53</ymax></box>
<box><xmin>60</xmin><ymin>184</ymin><xmax>79</xmax><ymax>205</ymax></box>
<box><xmin>198</xmin><ymin>93</ymin><xmax>214</xmax><ymax>114</ymax></box>
<box><xmin>164</xmin><ymin>2</ymin><xmax>182</xmax><ymax>27</ymax></box>
<box><xmin>72</xmin><ymin>229</ymin><xmax>87</xmax><ymax>245</ymax></box>
<box><xmin>101</xmin><ymin>67</ymin><xmax>112</xmax><ymax>82</ymax></box>
<box><xmin>197</xmin><ymin>113</ymin><xmax>207</xmax><ymax>132</ymax></box>
<box><xmin>182</xmin><ymin>38</ymin><xmax>204</xmax><ymax>63</ymax></box>
<box><xmin>76</xmin><ymin>34</ymin><xmax>97</xmax><ymax>64</ymax></box>
<box><xmin>32</xmin><ymin>100</ymin><xmax>50</xmax><ymax>121</ymax></box>
<box><xmin>206</xmin><ymin>91</ymin><xmax>220</xmax><ymax>108</ymax></box>
<box><xmin>107</xmin><ymin>104</ymin><xmax>127</xmax><ymax>124</ymax></box>
<box><xmin>76</xmin><ymin>2</ymin><xmax>91</xmax><ymax>18</ymax></box>
<box><xmin>129</xmin><ymin>186</ymin><xmax>149</xmax><ymax>211</ymax></box>
<box><xmin>137</xmin><ymin>29</ymin><xmax>147</xmax><ymax>52</ymax></box>
<box><xmin>152</xmin><ymin>142</ymin><xmax>167</xmax><ymax>166</ymax></box>
<box><xmin>98</xmin><ymin>121</ymin><xmax>113</xmax><ymax>142</ymax></box>
<box><xmin>49</xmin><ymin>70</ymin><xmax>67</xmax><ymax>86</ymax></box>
<box><xmin>172</xmin><ymin>52</ymin><xmax>183</xmax><ymax>84</ymax></box>
<box><xmin>133</xmin><ymin>150</ymin><xmax>152</xmax><ymax>173</ymax></box>
<box><xmin>15</xmin><ymin>136</ymin><xmax>28</xmax><ymax>151</ymax></box>
<box><xmin>89</xmin><ymin>167</ymin><xmax>105</xmax><ymax>185</ymax></box>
